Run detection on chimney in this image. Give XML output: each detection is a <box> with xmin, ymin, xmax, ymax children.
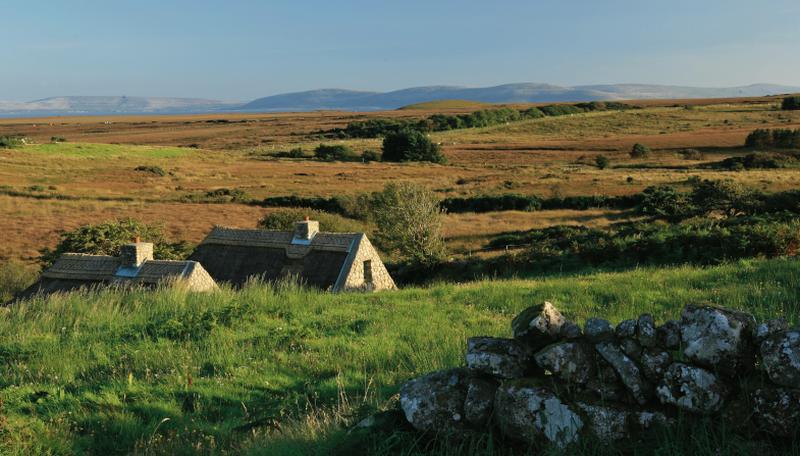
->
<box><xmin>120</xmin><ymin>241</ymin><xmax>154</xmax><ymax>268</ymax></box>
<box><xmin>293</xmin><ymin>219</ymin><xmax>319</xmax><ymax>241</ymax></box>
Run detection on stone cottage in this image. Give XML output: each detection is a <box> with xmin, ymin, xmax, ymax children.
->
<box><xmin>189</xmin><ymin>219</ymin><xmax>396</xmax><ymax>291</ymax></box>
<box><xmin>17</xmin><ymin>241</ymin><xmax>218</xmax><ymax>300</ymax></box>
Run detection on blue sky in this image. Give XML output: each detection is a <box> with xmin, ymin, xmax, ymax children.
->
<box><xmin>2</xmin><ymin>0</ymin><xmax>799</xmax><ymax>101</ymax></box>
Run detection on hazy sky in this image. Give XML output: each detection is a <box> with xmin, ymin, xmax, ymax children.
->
<box><xmin>2</xmin><ymin>0</ymin><xmax>799</xmax><ymax>101</ymax></box>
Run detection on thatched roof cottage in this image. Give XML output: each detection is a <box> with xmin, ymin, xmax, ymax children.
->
<box><xmin>189</xmin><ymin>219</ymin><xmax>396</xmax><ymax>291</ymax></box>
<box><xmin>18</xmin><ymin>241</ymin><xmax>218</xmax><ymax>300</ymax></box>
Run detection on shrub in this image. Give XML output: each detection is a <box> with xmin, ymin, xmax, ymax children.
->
<box><xmin>369</xmin><ymin>182</ymin><xmax>446</xmax><ymax>265</ymax></box>
<box><xmin>39</xmin><ymin>219</ymin><xmax>191</xmax><ymax>267</ymax></box>
<box><xmin>441</xmin><ymin>194</ymin><xmax>542</xmax><ymax>213</ymax></box>
<box><xmin>204</xmin><ymin>188</ymin><xmax>248</xmax><ymax>202</ymax></box>
<box><xmin>715</xmin><ymin>153</ymin><xmax>793</xmax><ymax>170</ymax></box>
<box><xmin>690</xmin><ymin>179</ymin><xmax>759</xmax><ymax>217</ymax></box>
<box><xmin>0</xmin><ymin>136</ymin><xmax>23</xmax><ymax>149</ymax></box>
<box><xmin>361</xmin><ymin>150</ymin><xmax>381</xmax><ymax>162</ymax></box>
<box><xmin>680</xmin><ymin>149</ymin><xmax>704</xmax><ymax>160</ymax></box>
<box><xmin>134</xmin><ymin>165</ymin><xmax>166</xmax><ymax>176</ymax></box>
<box><xmin>50</xmin><ymin>136</ymin><xmax>67</xmax><ymax>143</ymax></box>
<box><xmin>257</xmin><ymin>208</ymin><xmax>365</xmax><ymax>233</ymax></box>
<box><xmin>781</xmin><ymin>96</ymin><xmax>800</xmax><ymax>111</ymax></box>
<box><xmin>381</xmin><ymin>129</ymin><xmax>445</xmax><ymax>163</ymax></box>
<box><xmin>630</xmin><ymin>143</ymin><xmax>651</xmax><ymax>158</ymax></box>
<box><xmin>745</xmin><ymin>128</ymin><xmax>800</xmax><ymax>149</ymax></box>
<box><xmin>595</xmin><ymin>155</ymin><xmax>610</xmax><ymax>169</ymax></box>
<box><xmin>314</xmin><ymin>144</ymin><xmax>357</xmax><ymax>161</ymax></box>
<box><xmin>638</xmin><ymin>186</ymin><xmax>692</xmax><ymax>220</ymax></box>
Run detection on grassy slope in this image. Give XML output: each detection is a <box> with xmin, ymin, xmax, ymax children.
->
<box><xmin>1</xmin><ymin>258</ymin><xmax>799</xmax><ymax>455</ymax></box>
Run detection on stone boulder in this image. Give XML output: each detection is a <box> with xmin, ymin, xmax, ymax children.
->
<box><xmin>637</xmin><ymin>314</ymin><xmax>657</xmax><ymax>348</ymax></box>
<box><xmin>585</xmin><ymin>318</ymin><xmax>614</xmax><ymax>343</ymax></box>
<box><xmin>586</xmin><ymin>364</ymin><xmax>628</xmax><ymax>403</ymax></box>
<box><xmin>466</xmin><ymin>337</ymin><xmax>530</xmax><ymax>379</ymax></box>
<box><xmin>619</xmin><ymin>338</ymin><xmax>643</xmax><ymax>361</ymax></box>
<box><xmin>760</xmin><ymin>329</ymin><xmax>800</xmax><ymax>388</ymax></box>
<box><xmin>494</xmin><ymin>381</ymin><xmax>583</xmax><ymax>447</ymax></box>
<box><xmin>752</xmin><ymin>387</ymin><xmax>800</xmax><ymax>437</ymax></box>
<box><xmin>595</xmin><ymin>342</ymin><xmax>652</xmax><ymax>405</ymax></box>
<box><xmin>511</xmin><ymin>302</ymin><xmax>566</xmax><ymax>350</ymax></box>
<box><xmin>399</xmin><ymin>368</ymin><xmax>470</xmax><ymax>432</ymax></box>
<box><xmin>656</xmin><ymin>320</ymin><xmax>681</xmax><ymax>350</ymax></box>
<box><xmin>656</xmin><ymin>363</ymin><xmax>727</xmax><ymax>414</ymax></box>
<box><xmin>680</xmin><ymin>305</ymin><xmax>756</xmax><ymax>375</ymax></box>
<box><xmin>639</xmin><ymin>350</ymin><xmax>672</xmax><ymax>383</ymax></box>
<box><xmin>755</xmin><ymin>318</ymin><xmax>788</xmax><ymax>343</ymax></box>
<box><xmin>560</xmin><ymin>321</ymin><xmax>583</xmax><ymax>340</ymax></box>
<box><xmin>615</xmin><ymin>319</ymin><xmax>637</xmax><ymax>339</ymax></box>
<box><xmin>464</xmin><ymin>377</ymin><xmax>498</xmax><ymax>427</ymax></box>
<box><xmin>534</xmin><ymin>341</ymin><xmax>595</xmax><ymax>384</ymax></box>
<box><xmin>576</xmin><ymin>402</ymin><xmax>629</xmax><ymax>441</ymax></box>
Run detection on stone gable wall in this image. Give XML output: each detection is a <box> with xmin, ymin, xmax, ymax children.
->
<box><xmin>341</xmin><ymin>235</ymin><xmax>396</xmax><ymax>291</ymax></box>
<box><xmin>398</xmin><ymin>302</ymin><xmax>800</xmax><ymax>448</ymax></box>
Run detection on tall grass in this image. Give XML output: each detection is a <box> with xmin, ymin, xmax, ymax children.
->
<box><xmin>0</xmin><ymin>258</ymin><xmax>798</xmax><ymax>454</ymax></box>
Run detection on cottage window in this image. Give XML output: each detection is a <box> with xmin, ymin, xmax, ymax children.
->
<box><xmin>363</xmin><ymin>260</ymin><xmax>373</xmax><ymax>284</ymax></box>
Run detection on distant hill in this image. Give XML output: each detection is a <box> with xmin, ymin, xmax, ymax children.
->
<box><xmin>398</xmin><ymin>99</ymin><xmax>492</xmax><ymax>110</ymax></box>
<box><xmin>240</xmin><ymin>83</ymin><xmax>800</xmax><ymax>112</ymax></box>
<box><xmin>2</xmin><ymin>83</ymin><xmax>799</xmax><ymax>117</ymax></box>
<box><xmin>0</xmin><ymin>96</ymin><xmax>239</xmax><ymax>117</ymax></box>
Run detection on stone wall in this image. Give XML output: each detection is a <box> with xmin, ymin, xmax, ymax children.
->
<box><xmin>398</xmin><ymin>302</ymin><xmax>799</xmax><ymax>447</ymax></box>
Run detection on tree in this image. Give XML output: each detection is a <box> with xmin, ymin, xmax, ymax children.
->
<box><xmin>638</xmin><ymin>186</ymin><xmax>692</xmax><ymax>220</ymax></box>
<box><xmin>39</xmin><ymin>219</ymin><xmax>191</xmax><ymax>267</ymax></box>
<box><xmin>595</xmin><ymin>155</ymin><xmax>610</xmax><ymax>169</ymax></box>
<box><xmin>690</xmin><ymin>179</ymin><xmax>759</xmax><ymax>217</ymax></box>
<box><xmin>314</xmin><ymin>144</ymin><xmax>356</xmax><ymax>161</ymax></box>
<box><xmin>369</xmin><ymin>182</ymin><xmax>446</xmax><ymax>265</ymax></box>
<box><xmin>630</xmin><ymin>143</ymin><xmax>651</xmax><ymax>158</ymax></box>
<box><xmin>381</xmin><ymin>129</ymin><xmax>445</xmax><ymax>163</ymax></box>
<box><xmin>781</xmin><ymin>96</ymin><xmax>800</xmax><ymax>111</ymax></box>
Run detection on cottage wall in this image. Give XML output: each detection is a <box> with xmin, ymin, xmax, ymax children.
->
<box><xmin>183</xmin><ymin>262</ymin><xmax>219</xmax><ymax>292</ymax></box>
<box><xmin>340</xmin><ymin>236</ymin><xmax>396</xmax><ymax>291</ymax></box>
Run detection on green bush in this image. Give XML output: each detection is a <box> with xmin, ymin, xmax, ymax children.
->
<box><xmin>639</xmin><ymin>186</ymin><xmax>692</xmax><ymax>219</ymax></box>
<box><xmin>745</xmin><ymin>128</ymin><xmax>800</xmax><ymax>149</ymax></box>
<box><xmin>257</xmin><ymin>208</ymin><xmax>365</xmax><ymax>233</ymax></box>
<box><xmin>203</xmin><ymin>188</ymin><xmax>249</xmax><ymax>202</ymax></box>
<box><xmin>441</xmin><ymin>194</ymin><xmax>542</xmax><ymax>213</ymax></box>
<box><xmin>50</xmin><ymin>136</ymin><xmax>67</xmax><ymax>143</ymax></box>
<box><xmin>595</xmin><ymin>155</ymin><xmax>610</xmax><ymax>169</ymax></box>
<box><xmin>361</xmin><ymin>150</ymin><xmax>381</xmax><ymax>162</ymax></box>
<box><xmin>690</xmin><ymin>179</ymin><xmax>759</xmax><ymax>217</ymax></box>
<box><xmin>39</xmin><ymin>219</ymin><xmax>192</xmax><ymax>267</ymax></box>
<box><xmin>134</xmin><ymin>165</ymin><xmax>166</xmax><ymax>176</ymax></box>
<box><xmin>369</xmin><ymin>182</ymin><xmax>446</xmax><ymax>264</ymax></box>
<box><xmin>679</xmin><ymin>148</ymin><xmax>704</xmax><ymax>160</ymax></box>
<box><xmin>630</xmin><ymin>143</ymin><xmax>651</xmax><ymax>158</ymax></box>
<box><xmin>381</xmin><ymin>129</ymin><xmax>445</xmax><ymax>163</ymax></box>
<box><xmin>0</xmin><ymin>136</ymin><xmax>23</xmax><ymax>149</ymax></box>
<box><xmin>781</xmin><ymin>96</ymin><xmax>800</xmax><ymax>111</ymax></box>
<box><xmin>314</xmin><ymin>144</ymin><xmax>357</xmax><ymax>161</ymax></box>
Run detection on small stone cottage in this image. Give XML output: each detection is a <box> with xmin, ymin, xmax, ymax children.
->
<box><xmin>189</xmin><ymin>219</ymin><xmax>396</xmax><ymax>291</ymax></box>
<box><xmin>18</xmin><ymin>241</ymin><xmax>218</xmax><ymax>299</ymax></box>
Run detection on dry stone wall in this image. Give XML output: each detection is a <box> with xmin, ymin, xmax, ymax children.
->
<box><xmin>398</xmin><ymin>302</ymin><xmax>800</xmax><ymax>447</ymax></box>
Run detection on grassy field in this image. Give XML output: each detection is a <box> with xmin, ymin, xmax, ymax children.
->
<box><xmin>1</xmin><ymin>96</ymin><xmax>800</xmax><ymax>264</ymax></box>
<box><xmin>1</xmin><ymin>258</ymin><xmax>798</xmax><ymax>455</ymax></box>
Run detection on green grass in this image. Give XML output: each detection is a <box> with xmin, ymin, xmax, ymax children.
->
<box><xmin>1</xmin><ymin>258</ymin><xmax>799</xmax><ymax>455</ymax></box>
<box><xmin>20</xmin><ymin>143</ymin><xmax>192</xmax><ymax>159</ymax></box>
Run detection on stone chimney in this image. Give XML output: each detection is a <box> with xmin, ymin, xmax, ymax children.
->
<box><xmin>120</xmin><ymin>240</ymin><xmax>154</xmax><ymax>268</ymax></box>
<box><xmin>293</xmin><ymin>218</ymin><xmax>319</xmax><ymax>241</ymax></box>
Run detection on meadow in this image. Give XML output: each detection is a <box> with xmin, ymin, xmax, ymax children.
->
<box><xmin>1</xmin><ymin>258</ymin><xmax>798</xmax><ymax>455</ymax></box>
<box><xmin>1</xmin><ymin>96</ymin><xmax>800</xmax><ymax>264</ymax></box>
<box><xmin>1</xmin><ymin>95</ymin><xmax>800</xmax><ymax>454</ymax></box>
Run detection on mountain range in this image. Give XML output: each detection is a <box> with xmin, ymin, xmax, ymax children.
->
<box><xmin>1</xmin><ymin>83</ymin><xmax>798</xmax><ymax>117</ymax></box>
